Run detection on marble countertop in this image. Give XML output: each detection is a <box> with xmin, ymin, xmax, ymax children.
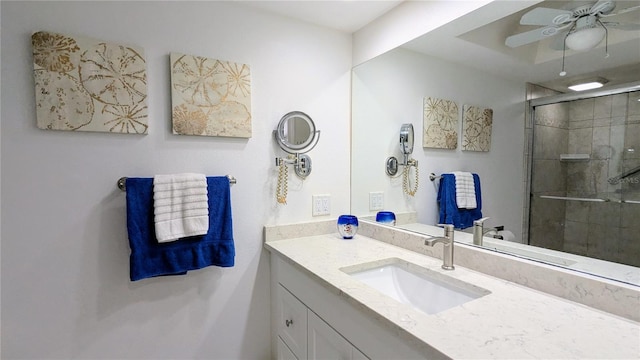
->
<box><xmin>265</xmin><ymin>232</ymin><xmax>640</xmax><ymax>359</ymax></box>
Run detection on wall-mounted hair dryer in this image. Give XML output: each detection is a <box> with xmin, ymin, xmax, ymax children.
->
<box><xmin>386</xmin><ymin>123</ymin><xmax>419</xmax><ymax>196</ymax></box>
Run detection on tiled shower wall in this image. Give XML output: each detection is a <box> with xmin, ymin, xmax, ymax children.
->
<box><xmin>523</xmin><ymin>84</ymin><xmax>563</xmax><ymax>245</ymax></box>
<box><xmin>527</xmin><ymin>89</ymin><xmax>640</xmax><ymax>267</ymax></box>
<box><xmin>529</xmin><ymin>90</ymin><xmax>569</xmax><ymax>251</ymax></box>
<box><xmin>562</xmin><ymin>92</ymin><xmax>640</xmax><ymax>267</ymax></box>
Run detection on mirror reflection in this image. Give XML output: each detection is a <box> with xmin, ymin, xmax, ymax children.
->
<box><xmin>351</xmin><ymin>0</ymin><xmax>640</xmax><ymax>286</ymax></box>
<box><xmin>529</xmin><ymin>91</ymin><xmax>640</xmax><ymax>269</ymax></box>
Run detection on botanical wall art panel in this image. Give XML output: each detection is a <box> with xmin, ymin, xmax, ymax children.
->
<box><xmin>462</xmin><ymin>104</ymin><xmax>493</xmax><ymax>152</ymax></box>
<box><xmin>31</xmin><ymin>31</ymin><xmax>148</xmax><ymax>134</ymax></box>
<box><xmin>423</xmin><ymin>97</ymin><xmax>458</xmax><ymax>149</ymax></box>
<box><xmin>170</xmin><ymin>52</ymin><xmax>251</xmax><ymax>138</ymax></box>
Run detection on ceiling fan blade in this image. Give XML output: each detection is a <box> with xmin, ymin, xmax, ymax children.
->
<box><xmin>505</xmin><ymin>26</ymin><xmax>562</xmax><ymax>48</ymax></box>
<box><xmin>602</xmin><ymin>21</ymin><xmax>640</xmax><ymax>30</ymax></box>
<box><xmin>601</xmin><ymin>4</ymin><xmax>640</xmax><ymax>17</ymax></box>
<box><xmin>520</xmin><ymin>7</ymin><xmax>574</xmax><ymax>26</ymax></box>
<box><xmin>590</xmin><ymin>0</ymin><xmax>616</xmax><ymax>15</ymax></box>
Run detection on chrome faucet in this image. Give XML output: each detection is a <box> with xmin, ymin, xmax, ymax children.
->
<box><xmin>473</xmin><ymin>217</ymin><xmax>490</xmax><ymax>246</ymax></box>
<box><xmin>425</xmin><ymin>224</ymin><xmax>455</xmax><ymax>270</ymax></box>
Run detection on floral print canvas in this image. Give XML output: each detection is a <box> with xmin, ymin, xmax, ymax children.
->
<box><xmin>462</xmin><ymin>105</ymin><xmax>493</xmax><ymax>152</ymax></box>
<box><xmin>423</xmin><ymin>97</ymin><xmax>458</xmax><ymax>149</ymax></box>
<box><xmin>32</xmin><ymin>31</ymin><xmax>148</xmax><ymax>134</ymax></box>
<box><xmin>170</xmin><ymin>52</ymin><xmax>251</xmax><ymax>138</ymax></box>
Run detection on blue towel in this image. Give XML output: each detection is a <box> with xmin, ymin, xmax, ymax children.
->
<box><xmin>437</xmin><ymin>173</ymin><xmax>482</xmax><ymax>229</ymax></box>
<box><xmin>125</xmin><ymin>176</ymin><xmax>235</xmax><ymax>281</ymax></box>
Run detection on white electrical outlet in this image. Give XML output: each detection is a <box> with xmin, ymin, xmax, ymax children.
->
<box><xmin>312</xmin><ymin>194</ymin><xmax>331</xmax><ymax>216</ymax></box>
<box><xmin>369</xmin><ymin>192</ymin><xmax>384</xmax><ymax>211</ymax></box>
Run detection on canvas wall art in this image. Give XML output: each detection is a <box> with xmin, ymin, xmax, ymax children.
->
<box><xmin>31</xmin><ymin>31</ymin><xmax>148</xmax><ymax>134</ymax></box>
<box><xmin>423</xmin><ymin>97</ymin><xmax>458</xmax><ymax>149</ymax></box>
<box><xmin>462</xmin><ymin>105</ymin><xmax>493</xmax><ymax>152</ymax></box>
<box><xmin>170</xmin><ymin>52</ymin><xmax>251</xmax><ymax>138</ymax></box>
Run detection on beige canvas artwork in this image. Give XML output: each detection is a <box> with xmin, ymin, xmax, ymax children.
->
<box><xmin>170</xmin><ymin>52</ymin><xmax>251</xmax><ymax>138</ymax></box>
<box><xmin>423</xmin><ymin>97</ymin><xmax>458</xmax><ymax>149</ymax></box>
<box><xmin>32</xmin><ymin>31</ymin><xmax>148</xmax><ymax>134</ymax></box>
<box><xmin>462</xmin><ymin>105</ymin><xmax>493</xmax><ymax>152</ymax></box>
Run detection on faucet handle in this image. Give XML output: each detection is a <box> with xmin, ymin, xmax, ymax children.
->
<box><xmin>473</xmin><ymin>217</ymin><xmax>490</xmax><ymax>225</ymax></box>
<box><xmin>436</xmin><ymin>224</ymin><xmax>455</xmax><ymax>238</ymax></box>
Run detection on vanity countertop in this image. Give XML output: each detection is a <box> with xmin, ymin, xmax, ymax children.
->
<box><xmin>265</xmin><ymin>232</ymin><xmax>640</xmax><ymax>359</ymax></box>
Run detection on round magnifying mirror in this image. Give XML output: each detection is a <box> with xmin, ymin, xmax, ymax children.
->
<box><xmin>275</xmin><ymin>111</ymin><xmax>317</xmax><ymax>153</ymax></box>
<box><xmin>400</xmin><ymin>123</ymin><xmax>414</xmax><ymax>155</ymax></box>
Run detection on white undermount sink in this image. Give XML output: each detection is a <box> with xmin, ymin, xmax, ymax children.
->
<box><xmin>341</xmin><ymin>258</ymin><xmax>490</xmax><ymax>315</ymax></box>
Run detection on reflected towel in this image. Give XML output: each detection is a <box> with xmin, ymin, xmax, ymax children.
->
<box><xmin>453</xmin><ymin>171</ymin><xmax>477</xmax><ymax>209</ymax></box>
<box><xmin>438</xmin><ymin>173</ymin><xmax>482</xmax><ymax>229</ymax></box>
<box><xmin>126</xmin><ymin>176</ymin><xmax>235</xmax><ymax>281</ymax></box>
<box><xmin>153</xmin><ymin>173</ymin><xmax>209</xmax><ymax>243</ymax></box>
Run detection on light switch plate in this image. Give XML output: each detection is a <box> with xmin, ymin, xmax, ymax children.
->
<box><xmin>369</xmin><ymin>192</ymin><xmax>384</xmax><ymax>211</ymax></box>
<box><xmin>312</xmin><ymin>194</ymin><xmax>331</xmax><ymax>216</ymax></box>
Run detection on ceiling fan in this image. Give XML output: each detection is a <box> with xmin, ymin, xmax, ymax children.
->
<box><xmin>505</xmin><ymin>0</ymin><xmax>640</xmax><ymax>51</ymax></box>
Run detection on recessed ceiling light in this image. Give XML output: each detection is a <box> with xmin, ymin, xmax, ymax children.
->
<box><xmin>568</xmin><ymin>82</ymin><xmax>604</xmax><ymax>91</ymax></box>
<box><xmin>567</xmin><ymin>78</ymin><xmax>609</xmax><ymax>91</ymax></box>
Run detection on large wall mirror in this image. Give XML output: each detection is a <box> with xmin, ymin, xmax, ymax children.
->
<box><xmin>351</xmin><ymin>0</ymin><xmax>640</xmax><ymax>286</ymax></box>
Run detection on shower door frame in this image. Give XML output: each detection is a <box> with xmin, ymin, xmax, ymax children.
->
<box><xmin>529</xmin><ymin>81</ymin><xmax>640</xmax><ymax>108</ymax></box>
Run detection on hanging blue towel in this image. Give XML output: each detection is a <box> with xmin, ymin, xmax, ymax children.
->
<box><xmin>437</xmin><ymin>173</ymin><xmax>482</xmax><ymax>229</ymax></box>
<box><xmin>125</xmin><ymin>176</ymin><xmax>235</xmax><ymax>281</ymax></box>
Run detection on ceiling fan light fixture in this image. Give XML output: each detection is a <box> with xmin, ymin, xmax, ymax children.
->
<box><xmin>565</xmin><ymin>26</ymin><xmax>606</xmax><ymax>51</ymax></box>
<box><xmin>568</xmin><ymin>78</ymin><xmax>609</xmax><ymax>91</ymax></box>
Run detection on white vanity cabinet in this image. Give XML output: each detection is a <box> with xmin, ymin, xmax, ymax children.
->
<box><xmin>276</xmin><ymin>283</ymin><xmax>368</xmax><ymax>360</ymax></box>
<box><xmin>277</xmin><ymin>336</ymin><xmax>299</xmax><ymax>360</ymax></box>
<box><xmin>266</xmin><ymin>228</ymin><xmax>640</xmax><ymax>360</ymax></box>
<box><xmin>307</xmin><ymin>310</ymin><xmax>369</xmax><ymax>360</ymax></box>
<box><xmin>270</xmin><ymin>252</ymin><xmax>430</xmax><ymax>360</ymax></box>
<box><xmin>277</xmin><ymin>284</ymin><xmax>308</xmax><ymax>359</ymax></box>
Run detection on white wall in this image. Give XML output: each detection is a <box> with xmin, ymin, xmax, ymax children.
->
<box><xmin>1</xmin><ymin>1</ymin><xmax>351</xmax><ymax>358</ymax></box>
<box><xmin>352</xmin><ymin>47</ymin><xmax>526</xmax><ymax>240</ymax></box>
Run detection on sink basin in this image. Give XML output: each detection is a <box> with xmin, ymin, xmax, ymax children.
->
<box><xmin>341</xmin><ymin>258</ymin><xmax>490</xmax><ymax>315</ymax></box>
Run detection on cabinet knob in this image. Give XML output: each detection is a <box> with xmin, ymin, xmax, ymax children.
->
<box><xmin>285</xmin><ymin>319</ymin><xmax>293</xmax><ymax>327</ymax></box>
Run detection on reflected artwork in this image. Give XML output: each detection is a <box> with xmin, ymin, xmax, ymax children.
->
<box><xmin>423</xmin><ymin>97</ymin><xmax>458</xmax><ymax>149</ymax></box>
<box><xmin>170</xmin><ymin>52</ymin><xmax>251</xmax><ymax>138</ymax></box>
<box><xmin>462</xmin><ymin>105</ymin><xmax>493</xmax><ymax>152</ymax></box>
<box><xmin>32</xmin><ymin>31</ymin><xmax>148</xmax><ymax>134</ymax></box>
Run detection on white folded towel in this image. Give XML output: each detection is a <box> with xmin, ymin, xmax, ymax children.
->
<box><xmin>153</xmin><ymin>173</ymin><xmax>209</xmax><ymax>243</ymax></box>
<box><xmin>453</xmin><ymin>171</ymin><xmax>477</xmax><ymax>209</ymax></box>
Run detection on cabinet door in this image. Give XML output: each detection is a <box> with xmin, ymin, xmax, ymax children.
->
<box><xmin>307</xmin><ymin>310</ymin><xmax>354</xmax><ymax>360</ymax></box>
<box><xmin>277</xmin><ymin>285</ymin><xmax>308</xmax><ymax>359</ymax></box>
<box><xmin>352</xmin><ymin>347</ymin><xmax>369</xmax><ymax>360</ymax></box>
<box><xmin>277</xmin><ymin>335</ymin><xmax>299</xmax><ymax>360</ymax></box>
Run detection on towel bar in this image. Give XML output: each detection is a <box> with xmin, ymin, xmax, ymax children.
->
<box><xmin>117</xmin><ymin>175</ymin><xmax>237</xmax><ymax>191</ymax></box>
<box><xmin>429</xmin><ymin>173</ymin><xmax>441</xmax><ymax>181</ymax></box>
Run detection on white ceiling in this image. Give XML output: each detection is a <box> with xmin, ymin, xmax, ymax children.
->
<box><xmin>235</xmin><ymin>0</ymin><xmax>403</xmax><ymax>33</ymax></box>
<box><xmin>239</xmin><ymin>0</ymin><xmax>640</xmax><ymax>92</ymax></box>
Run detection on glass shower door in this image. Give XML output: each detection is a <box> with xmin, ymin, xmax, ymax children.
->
<box><xmin>616</xmin><ymin>91</ymin><xmax>640</xmax><ymax>267</ymax></box>
<box><xmin>528</xmin><ymin>90</ymin><xmax>640</xmax><ymax>268</ymax></box>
